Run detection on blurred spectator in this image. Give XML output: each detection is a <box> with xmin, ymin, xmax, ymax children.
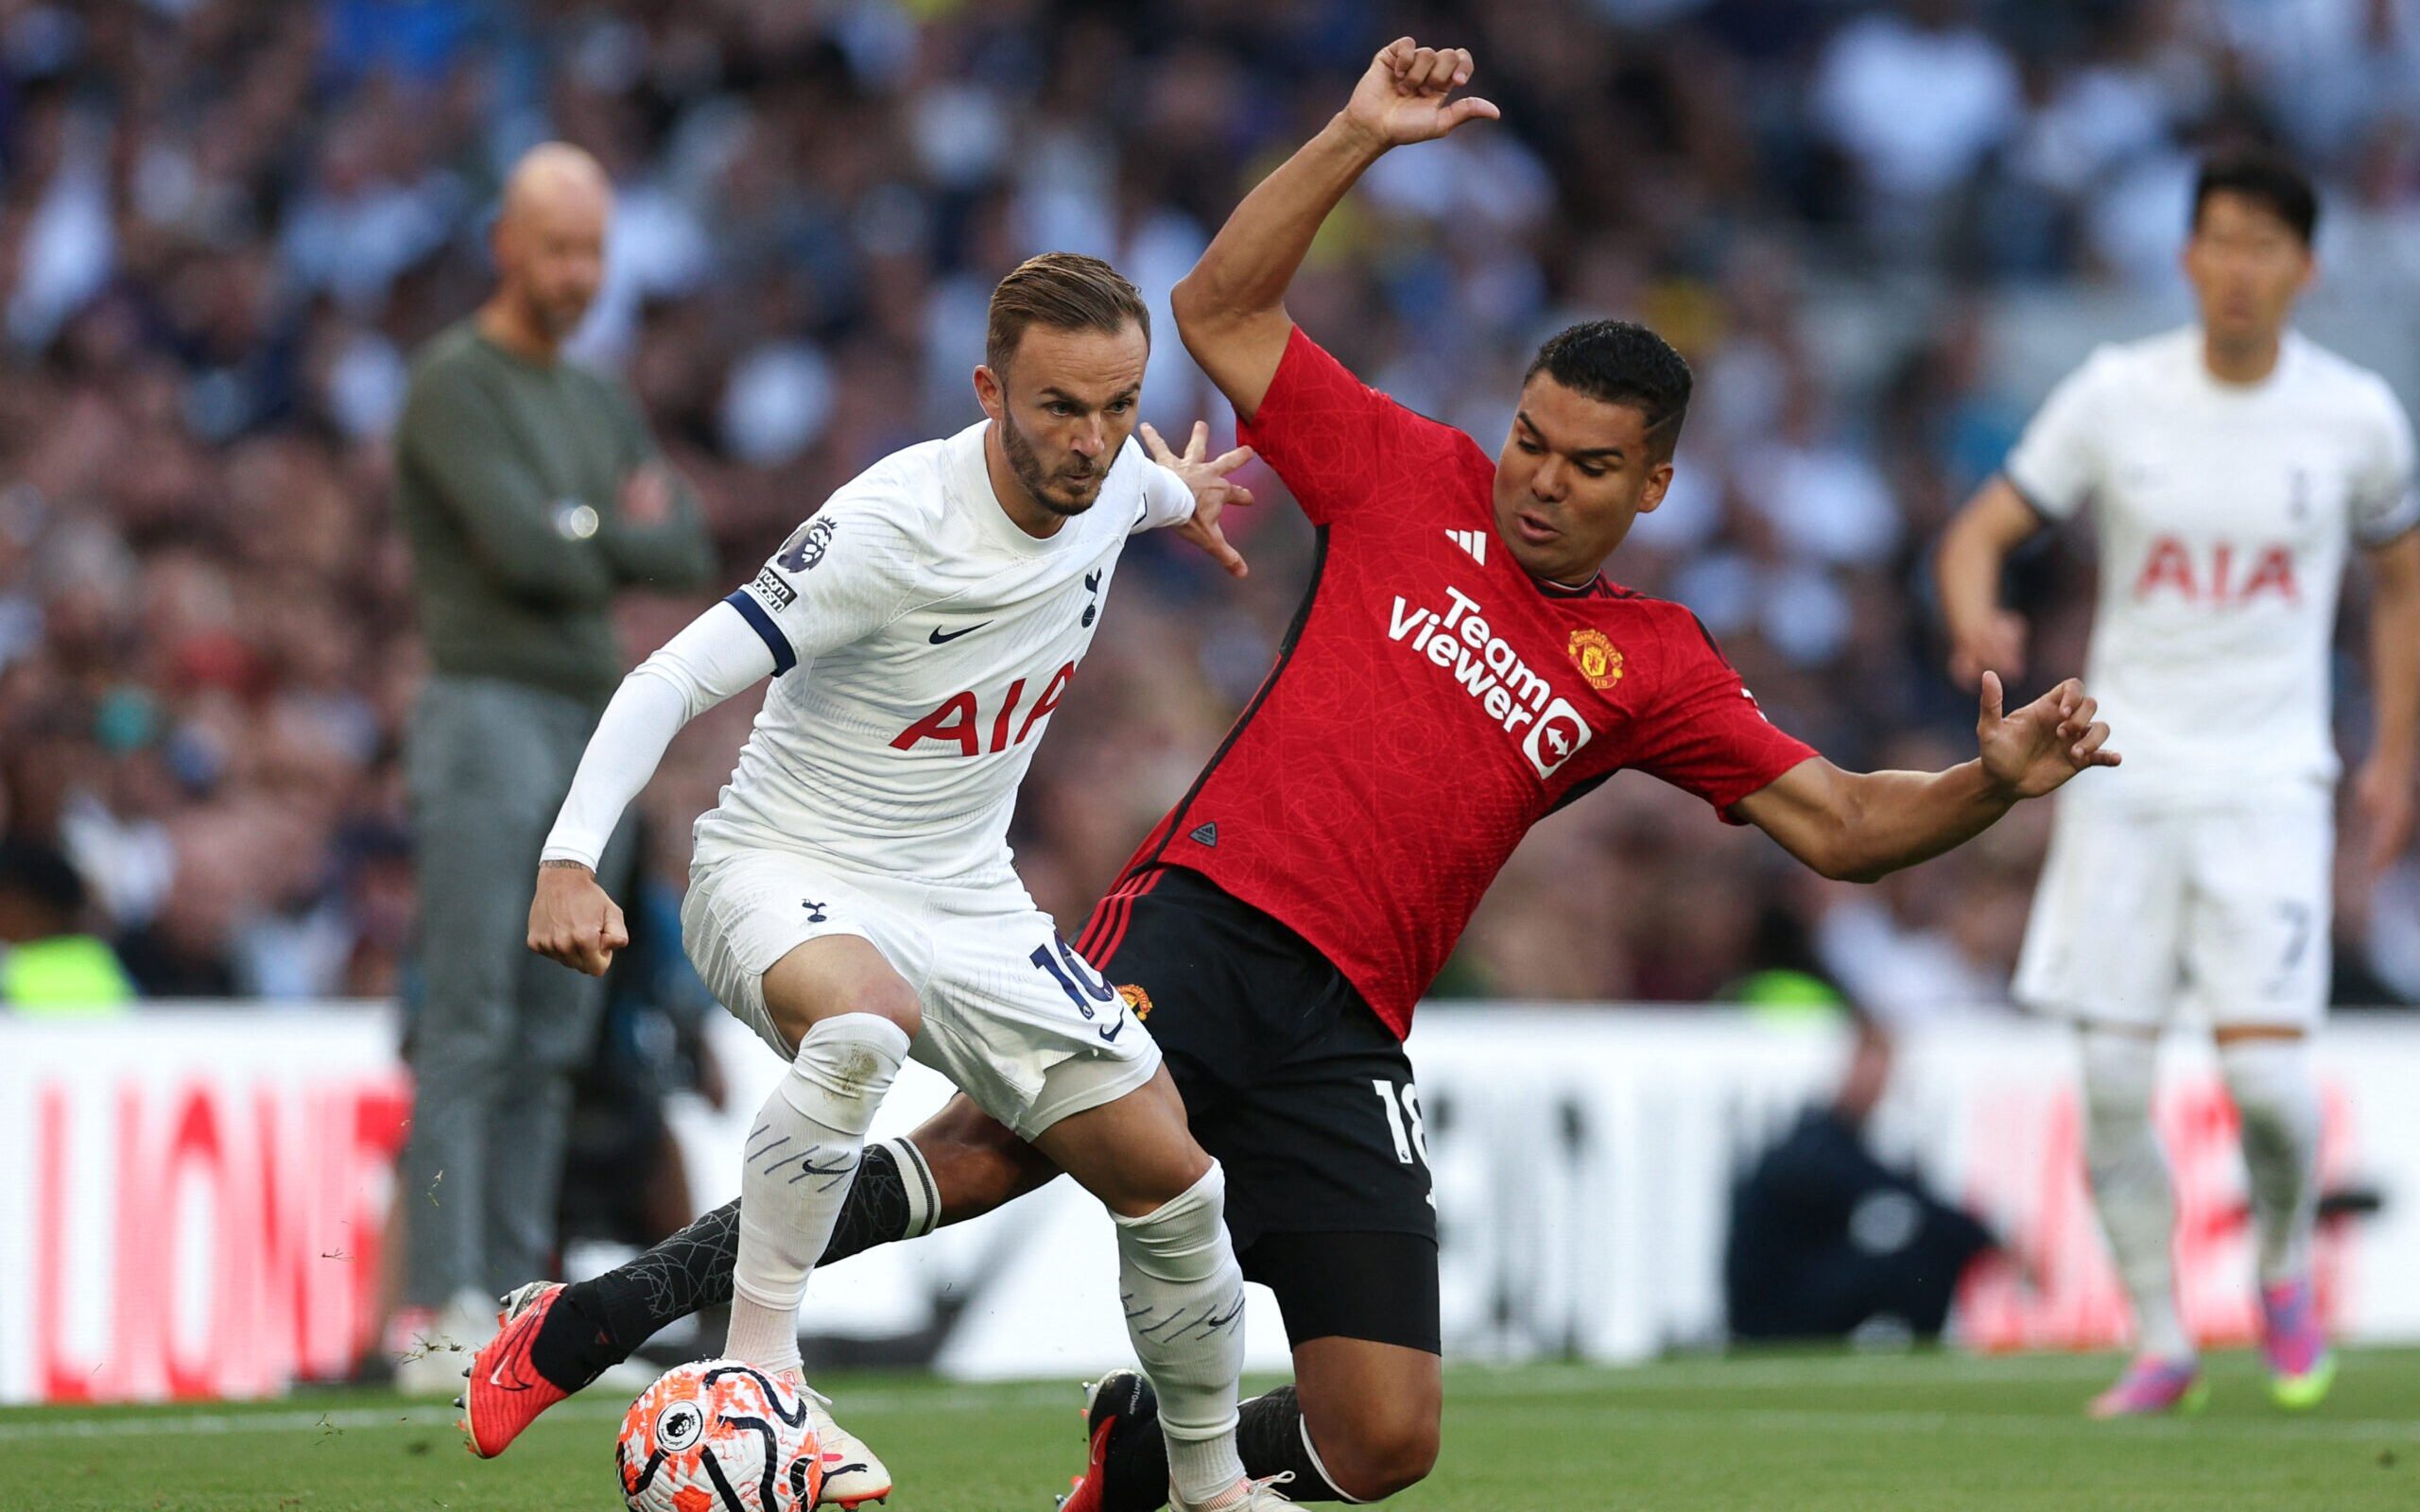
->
<box><xmin>1724</xmin><ymin>1018</ymin><xmax>2003</xmax><ymax>1342</ymax></box>
<box><xmin>0</xmin><ymin>836</ymin><xmax>134</xmax><ymax>1012</ymax></box>
<box><xmin>0</xmin><ymin>0</ymin><xmax>2410</xmax><ymax>1020</ymax></box>
<box><xmin>386</xmin><ymin>142</ymin><xmax>715</xmax><ymax>1393</ymax></box>
<box><xmin>1812</xmin><ymin>0</ymin><xmax>2021</xmax><ymax>244</ymax></box>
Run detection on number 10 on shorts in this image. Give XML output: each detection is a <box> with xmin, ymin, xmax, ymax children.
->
<box><xmin>1028</xmin><ymin>937</ymin><xmax>1115</xmax><ymax>1018</ymax></box>
<box><xmin>1373</xmin><ymin>1079</ymin><xmax>1430</xmax><ymax>1167</ymax></box>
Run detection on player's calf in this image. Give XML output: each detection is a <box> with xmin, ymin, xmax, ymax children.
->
<box><xmin>1292</xmin><ymin>1392</ymin><xmax>1437</xmax><ymax>1502</ymax></box>
<box><xmin>1068</xmin><ymin>1375</ymin><xmax>1428</xmax><ymax>1510</ymax></box>
<box><xmin>1038</xmin><ymin>1080</ymin><xmax>1252</xmax><ymax>1509</ymax></box>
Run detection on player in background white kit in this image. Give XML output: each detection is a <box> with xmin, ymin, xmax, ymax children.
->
<box><xmin>1939</xmin><ymin>152</ymin><xmax>2420</xmax><ymax>1418</ymax></box>
<box><xmin>505</xmin><ymin>255</ymin><xmax>1293</xmax><ymax>1512</ymax></box>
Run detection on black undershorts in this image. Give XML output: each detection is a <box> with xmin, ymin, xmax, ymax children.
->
<box><xmin>1080</xmin><ymin>865</ymin><xmax>1441</xmax><ymax>1354</ymax></box>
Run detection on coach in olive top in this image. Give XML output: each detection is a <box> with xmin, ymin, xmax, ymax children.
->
<box><xmin>391</xmin><ymin>142</ymin><xmax>713</xmax><ymax>1391</ymax></box>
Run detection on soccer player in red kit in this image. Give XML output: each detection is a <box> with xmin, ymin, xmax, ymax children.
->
<box><xmin>472</xmin><ymin>38</ymin><xmax>2116</xmax><ymax>1510</ymax></box>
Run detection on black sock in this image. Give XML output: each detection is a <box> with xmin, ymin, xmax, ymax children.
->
<box><xmin>530</xmin><ymin>1142</ymin><xmax>921</xmax><ymax>1391</ymax></box>
<box><xmin>1236</xmin><ymin>1386</ymin><xmax>1351</xmax><ymax>1503</ymax></box>
<box><xmin>1099</xmin><ymin>1384</ymin><xmax>1348</xmax><ymax>1511</ymax></box>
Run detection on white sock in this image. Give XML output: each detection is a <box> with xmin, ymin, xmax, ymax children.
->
<box><xmin>2219</xmin><ymin>1036</ymin><xmax>2324</xmax><ymax>1287</ymax></box>
<box><xmin>725</xmin><ymin>1013</ymin><xmax>909</xmax><ymax>1373</ymax></box>
<box><xmin>2079</xmin><ymin>1027</ymin><xmax>2193</xmax><ymax>1363</ymax></box>
<box><xmin>1114</xmin><ymin>1162</ymin><xmax>1248</xmax><ymax>1507</ymax></box>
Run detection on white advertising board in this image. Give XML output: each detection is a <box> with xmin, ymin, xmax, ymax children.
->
<box><xmin>4</xmin><ymin>1005</ymin><xmax>2414</xmax><ymax>1402</ymax></box>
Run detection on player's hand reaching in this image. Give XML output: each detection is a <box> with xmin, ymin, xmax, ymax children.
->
<box><xmin>1976</xmin><ymin>673</ymin><xmax>2118</xmax><ymax>799</ymax></box>
<box><xmin>1341</xmin><ymin>37</ymin><xmax>1500</xmax><ymax>150</ymax></box>
<box><xmin>528</xmin><ymin>859</ymin><xmax>630</xmax><ymax>977</ymax></box>
<box><xmin>1947</xmin><ymin>609</ymin><xmax>2029</xmax><ymax>690</ymax></box>
<box><xmin>1142</xmin><ymin>420</ymin><xmax>1255</xmax><ymax>578</ymax></box>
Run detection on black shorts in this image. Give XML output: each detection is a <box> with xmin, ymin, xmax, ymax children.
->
<box><xmin>1083</xmin><ymin>866</ymin><xmax>1440</xmax><ymax>1354</ymax></box>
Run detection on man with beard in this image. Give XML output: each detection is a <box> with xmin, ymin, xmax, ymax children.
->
<box><xmin>389</xmin><ymin>142</ymin><xmax>717</xmax><ymax>1393</ymax></box>
<box><xmin>486</xmin><ymin>252</ymin><xmax>1273</xmax><ymax>1511</ymax></box>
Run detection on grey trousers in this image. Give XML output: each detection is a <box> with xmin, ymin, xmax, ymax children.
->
<box><xmin>398</xmin><ymin>674</ymin><xmax>635</xmax><ymax>1307</ymax></box>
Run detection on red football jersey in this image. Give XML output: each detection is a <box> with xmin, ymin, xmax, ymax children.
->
<box><xmin>1092</xmin><ymin>329</ymin><xmax>1816</xmax><ymax>1037</ymax></box>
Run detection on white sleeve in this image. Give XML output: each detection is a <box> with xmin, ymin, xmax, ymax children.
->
<box><xmin>540</xmin><ymin>601</ymin><xmax>777</xmax><ymax>869</ymax></box>
<box><xmin>2003</xmin><ymin>351</ymin><xmax>2114</xmax><ymax>523</ymax></box>
<box><xmin>724</xmin><ymin>502</ymin><xmax>922</xmax><ymax>669</ymax></box>
<box><xmin>1136</xmin><ymin>456</ymin><xmax>1199</xmax><ymax>532</ymax></box>
<box><xmin>2350</xmin><ymin>380</ymin><xmax>2419</xmax><ymax>546</ymax></box>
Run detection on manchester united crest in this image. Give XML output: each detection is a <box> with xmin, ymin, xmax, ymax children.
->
<box><xmin>1567</xmin><ymin>627</ymin><xmax>1623</xmax><ymax>689</ymax></box>
<box><xmin>1117</xmin><ymin>983</ymin><xmax>1155</xmax><ymax>1021</ymax></box>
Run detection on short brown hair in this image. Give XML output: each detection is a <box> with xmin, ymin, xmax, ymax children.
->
<box><xmin>985</xmin><ymin>252</ymin><xmax>1150</xmax><ymax>374</ymax></box>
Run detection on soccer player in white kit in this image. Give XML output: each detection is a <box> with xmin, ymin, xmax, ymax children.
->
<box><xmin>1939</xmin><ymin>152</ymin><xmax>2420</xmax><ymax>1417</ymax></box>
<box><xmin>508</xmin><ymin>254</ymin><xmax>1293</xmax><ymax>1512</ymax></box>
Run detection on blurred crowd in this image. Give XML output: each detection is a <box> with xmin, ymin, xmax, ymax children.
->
<box><xmin>4</xmin><ymin>0</ymin><xmax>2420</xmax><ymax>1017</ymax></box>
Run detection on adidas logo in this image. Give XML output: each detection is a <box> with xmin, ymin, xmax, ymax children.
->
<box><xmin>1445</xmin><ymin>528</ymin><xmax>1488</xmax><ymax>564</ymax></box>
<box><xmin>1188</xmin><ymin>822</ymin><xmax>1218</xmax><ymax>848</ymax></box>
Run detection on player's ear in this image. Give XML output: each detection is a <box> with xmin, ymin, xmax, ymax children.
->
<box><xmin>1636</xmin><ymin>459</ymin><xmax>1675</xmax><ymax>515</ymax></box>
<box><xmin>972</xmin><ymin>364</ymin><xmax>1006</xmax><ymax>422</ymax></box>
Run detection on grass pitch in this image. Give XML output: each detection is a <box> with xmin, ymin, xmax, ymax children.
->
<box><xmin>5</xmin><ymin>1348</ymin><xmax>2415</xmax><ymax>1511</ymax></box>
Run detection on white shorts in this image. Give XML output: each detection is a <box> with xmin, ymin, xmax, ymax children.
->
<box><xmin>680</xmin><ymin>847</ymin><xmax>1161</xmax><ymax>1141</ymax></box>
<box><xmin>2013</xmin><ymin>786</ymin><xmax>2333</xmax><ymax>1031</ymax></box>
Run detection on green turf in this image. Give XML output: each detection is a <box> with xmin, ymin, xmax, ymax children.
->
<box><xmin>4</xmin><ymin>1348</ymin><xmax>2415</xmax><ymax>1510</ymax></box>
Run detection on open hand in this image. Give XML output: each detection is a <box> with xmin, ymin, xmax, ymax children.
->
<box><xmin>1342</xmin><ymin>38</ymin><xmax>1500</xmax><ymax>149</ymax></box>
<box><xmin>1141</xmin><ymin>420</ymin><xmax>1255</xmax><ymax>578</ymax></box>
<box><xmin>1977</xmin><ymin>673</ymin><xmax>2118</xmax><ymax>799</ymax></box>
<box><xmin>527</xmin><ymin>861</ymin><xmax>630</xmax><ymax>976</ymax></box>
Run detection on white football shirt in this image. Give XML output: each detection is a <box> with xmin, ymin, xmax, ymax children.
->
<box><xmin>686</xmin><ymin>421</ymin><xmax>1197</xmax><ymax>882</ymax></box>
<box><xmin>2005</xmin><ymin>326</ymin><xmax>2417</xmax><ymax>799</ymax></box>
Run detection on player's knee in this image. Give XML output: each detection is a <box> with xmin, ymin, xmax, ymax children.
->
<box><xmin>1119</xmin><ymin>1080</ymin><xmax>1215</xmax><ymax>1207</ymax></box>
<box><xmin>765</xmin><ymin>971</ymin><xmax>921</xmax><ymax>1049</ymax></box>
<box><xmin>1112</xmin><ymin>1138</ymin><xmax>1215</xmax><ymax>1220</ymax></box>
<box><xmin>1318</xmin><ymin>1405</ymin><xmax>1440</xmax><ymax>1501</ymax></box>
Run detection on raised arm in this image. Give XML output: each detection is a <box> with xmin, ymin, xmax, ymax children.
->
<box><xmin>527</xmin><ymin>602</ymin><xmax>776</xmax><ymax>974</ymax></box>
<box><xmin>1735</xmin><ymin>674</ymin><xmax>2117</xmax><ymax>884</ymax></box>
<box><xmin>1170</xmin><ymin>37</ymin><xmax>1496</xmax><ymax>419</ymax></box>
<box><xmin>1935</xmin><ymin>476</ymin><xmax>2048</xmax><ymax>689</ymax></box>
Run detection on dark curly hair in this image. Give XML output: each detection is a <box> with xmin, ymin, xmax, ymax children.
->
<box><xmin>1524</xmin><ymin>320</ymin><xmax>1692</xmax><ymax>460</ymax></box>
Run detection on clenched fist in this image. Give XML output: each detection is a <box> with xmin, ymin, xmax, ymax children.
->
<box><xmin>527</xmin><ymin>860</ymin><xmax>630</xmax><ymax>976</ymax></box>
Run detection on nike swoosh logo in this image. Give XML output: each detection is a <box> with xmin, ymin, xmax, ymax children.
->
<box><xmin>929</xmin><ymin>623</ymin><xmax>989</xmax><ymax>644</ymax></box>
<box><xmin>1098</xmin><ymin>1014</ymin><xmax>1126</xmax><ymax>1043</ymax></box>
<box><xmin>487</xmin><ymin>1325</ymin><xmax>537</xmax><ymax>1391</ymax></box>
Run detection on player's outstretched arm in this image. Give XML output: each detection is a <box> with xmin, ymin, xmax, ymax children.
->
<box><xmin>1735</xmin><ymin>674</ymin><xmax>2117</xmax><ymax>884</ymax></box>
<box><xmin>1935</xmin><ymin>476</ymin><xmax>2047</xmax><ymax>689</ymax></box>
<box><xmin>1170</xmin><ymin>37</ymin><xmax>1496</xmax><ymax>420</ymax></box>
<box><xmin>527</xmin><ymin>601</ymin><xmax>778</xmax><ymax>975</ymax></box>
